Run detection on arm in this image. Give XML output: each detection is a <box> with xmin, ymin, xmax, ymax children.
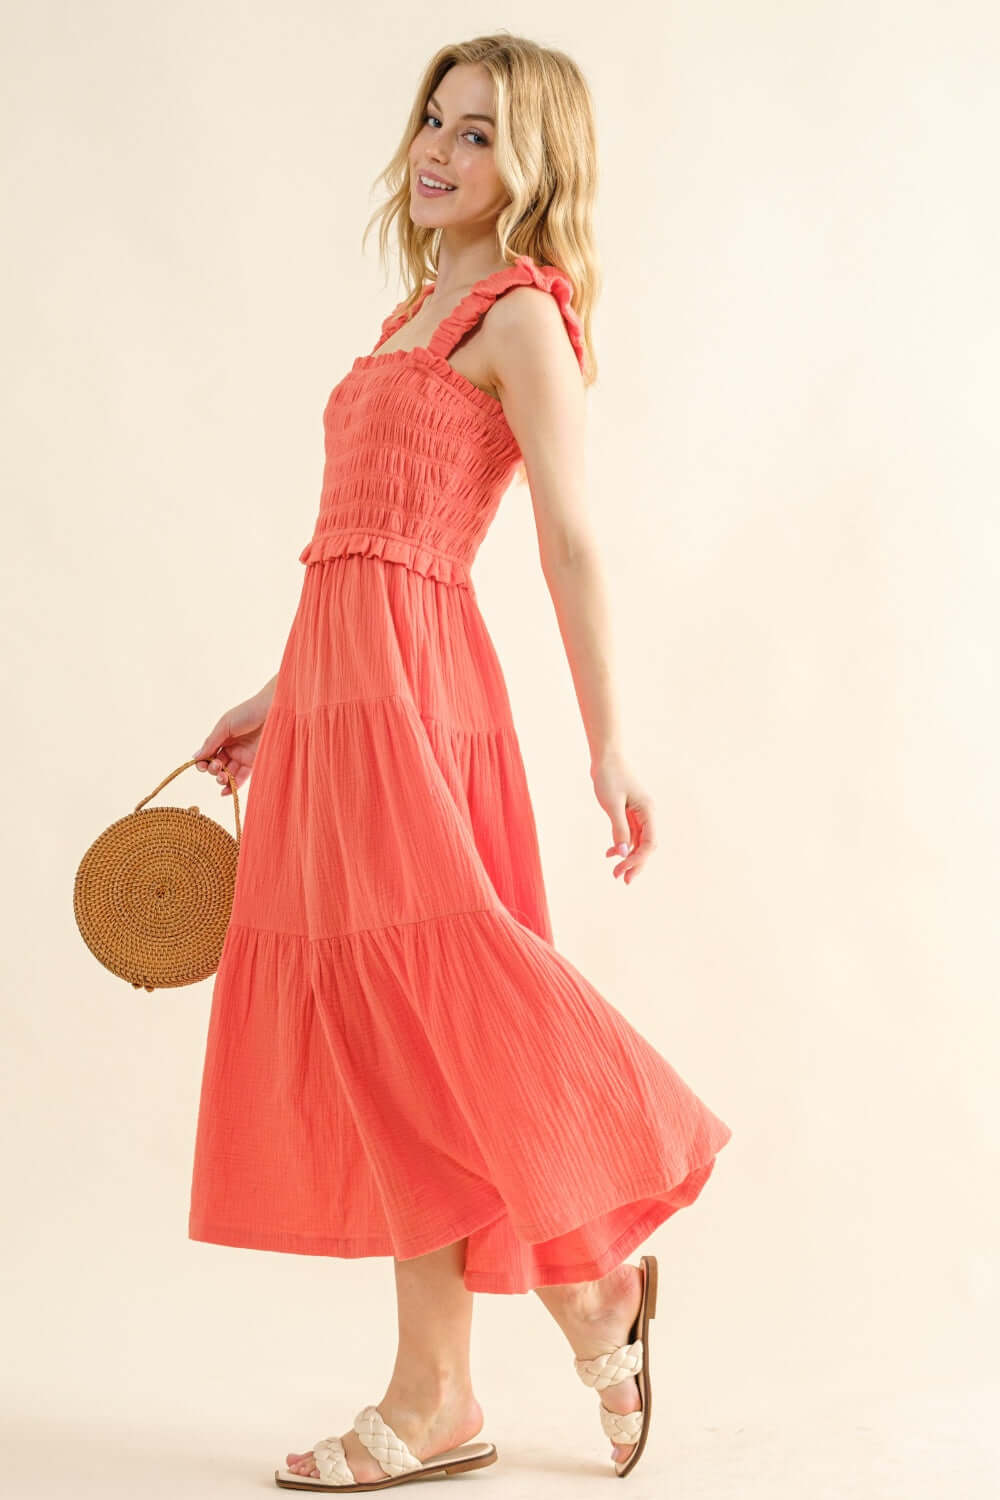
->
<box><xmin>190</xmin><ymin>671</ymin><xmax>280</xmax><ymax>798</ymax></box>
<box><xmin>487</xmin><ymin>288</ymin><xmax>657</xmax><ymax>884</ymax></box>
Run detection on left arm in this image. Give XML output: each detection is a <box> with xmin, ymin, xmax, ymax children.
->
<box><xmin>487</xmin><ymin>288</ymin><xmax>657</xmax><ymax>885</ymax></box>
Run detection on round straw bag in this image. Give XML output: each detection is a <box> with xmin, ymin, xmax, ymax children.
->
<box><xmin>73</xmin><ymin>759</ymin><xmax>242</xmax><ymax>992</ymax></box>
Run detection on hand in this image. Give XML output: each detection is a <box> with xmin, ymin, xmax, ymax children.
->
<box><xmin>590</xmin><ymin>751</ymin><xmax>657</xmax><ymax>885</ymax></box>
<box><xmin>190</xmin><ymin>686</ymin><xmax>273</xmax><ymax>798</ymax></box>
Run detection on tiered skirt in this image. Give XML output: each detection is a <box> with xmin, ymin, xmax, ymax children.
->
<box><xmin>188</xmin><ymin>549</ymin><xmax>733</xmax><ymax>1293</ymax></box>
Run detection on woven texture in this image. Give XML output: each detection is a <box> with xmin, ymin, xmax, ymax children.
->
<box><xmin>574</xmin><ymin>1337</ymin><xmax>644</xmax><ymax>1391</ymax></box>
<box><xmin>575</xmin><ymin>1337</ymin><xmax>646</xmax><ymax>1448</ymax></box>
<box><xmin>311</xmin><ymin>1436</ymin><xmax>356</xmax><ymax>1485</ymax></box>
<box><xmin>309</xmin><ymin>1405</ymin><xmax>424</xmax><ymax>1485</ymax></box>
<box><xmin>74</xmin><ymin>763</ymin><xmax>241</xmax><ymax>991</ymax></box>
<box><xmin>600</xmin><ymin>1405</ymin><xmax>644</xmax><ymax>1444</ymax></box>
<box><xmin>187</xmin><ymin>254</ymin><xmax>733</xmax><ymax>1294</ymax></box>
<box><xmin>354</xmin><ymin>1405</ymin><xmax>424</xmax><ymax>1476</ymax></box>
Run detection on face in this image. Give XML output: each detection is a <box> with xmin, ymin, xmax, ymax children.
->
<box><xmin>408</xmin><ymin>64</ymin><xmax>509</xmax><ymax>231</ymax></box>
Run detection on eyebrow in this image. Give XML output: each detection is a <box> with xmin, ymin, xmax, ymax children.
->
<box><xmin>426</xmin><ymin>93</ymin><xmax>495</xmax><ymax>126</ymax></box>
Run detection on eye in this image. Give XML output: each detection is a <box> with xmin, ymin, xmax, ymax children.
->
<box><xmin>422</xmin><ymin>112</ymin><xmax>490</xmax><ymax>147</ymax></box>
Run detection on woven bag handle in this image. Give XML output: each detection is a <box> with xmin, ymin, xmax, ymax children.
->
<box><xmin>134</xmin><ymin>760</ymin><xmax>242</xmax><ymax>844</ymax></box>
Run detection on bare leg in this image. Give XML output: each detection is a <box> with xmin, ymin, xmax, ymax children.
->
<box><xmin>534</xmin><ymin>1261</ymin><xmax>645</xmax><ymax>1467</ymax></box>
<box><xmin>286</xmin><ymin>1238</ymin><xmax>486</xmax><ymax>1481</ymax></box>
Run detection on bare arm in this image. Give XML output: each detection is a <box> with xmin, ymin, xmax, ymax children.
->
<box><xmin>190</xmin><ymin>671</ymin><xmax>280</xmax><ymax>797</ymax></box>
<box><xmin>487</xmin><ymin>289</ymin><xmax>657</xmax><ymax>884</ymax></box>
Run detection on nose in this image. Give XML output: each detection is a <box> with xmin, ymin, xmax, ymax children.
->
<box><xmin>415</xmin><ymin>147</ymin><xmax>447</xmax><ymax>174</ymax></box>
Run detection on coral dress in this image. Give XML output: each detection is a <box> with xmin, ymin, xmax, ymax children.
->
<box><xmin>187</xmin><ymin>253</ymin><xmax>732</xmax><ymax>1294</ymax></box>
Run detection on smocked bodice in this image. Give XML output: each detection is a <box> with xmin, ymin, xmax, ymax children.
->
<box><xmin>297</xmin><ymin>254</ymin><xmax>585</xmax><ymax>589</ymax></box>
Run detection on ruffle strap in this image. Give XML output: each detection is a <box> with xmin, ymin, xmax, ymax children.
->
<box><xmin>368</xmin><ymin>256</ymin><xmax>585</xmax><ymax>372</ymax></box>
<box><xmin>427</xmin><ymin>255</ymin><xmax>586</xmax><ymax>372</ymax></box>
<box><xmin>372</xmin><ymin>283</ymin><xmax>435</xmax><ymax>353</ymax></box>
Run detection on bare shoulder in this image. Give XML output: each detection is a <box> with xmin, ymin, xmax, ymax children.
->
<box><xmin>488</xmin><ymin>282</ymin><xmax>571</xmax><ymax>346</ymax></box>
<box><xmin>484</xmin><ymin>284</ymin><xmax>581</xmax><ymax>395</ymax></box>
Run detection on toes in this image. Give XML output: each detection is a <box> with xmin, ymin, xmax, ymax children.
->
<box><xmin>287</xmin><ymin>1452</ymin><xmax>318</xmax><ymax>1477</ymax></box>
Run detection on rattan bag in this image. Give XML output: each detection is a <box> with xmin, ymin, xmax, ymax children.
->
<box><xmin>73</xmin><ymin>759</ymin><xmax>242</xmax><ymax>992</ymax></box>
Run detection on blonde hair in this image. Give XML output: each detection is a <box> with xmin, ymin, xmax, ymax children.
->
<box><xmin>362</xmin><ymin>32</ymin><xmax>601</xmax><ymax>389</ymax></box>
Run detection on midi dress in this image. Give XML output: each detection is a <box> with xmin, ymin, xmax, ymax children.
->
<box><xmin>187</xmin><ymin>252</ymin><xmax>733</xmax><ymax>1295</ymax></box>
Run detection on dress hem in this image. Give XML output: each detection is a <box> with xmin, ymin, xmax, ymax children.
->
<box><xmin>463</xmin><ymin>1199</ymin><xmax>682</xmax><ymax>1293</ymax></box>
<box><xmin>186</xmin><ymin>1152</ymin><xmax>727</xmax><ymax>1295</ymax></box>
<box><xmin>188</xmin><ymin>1188</ymin><xmax>509</xmax><ymax>1273</ymax></box>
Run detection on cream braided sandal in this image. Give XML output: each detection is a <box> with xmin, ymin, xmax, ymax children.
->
<box><xmin>573</xmin><ymin>1254</ymin><xmax>658</xmax><ymax>1478</ymax></box>
<box><xmin>274</xmin><ymin>1404</ymin><xmax>498</xmax><ymax>1491</ymax></box>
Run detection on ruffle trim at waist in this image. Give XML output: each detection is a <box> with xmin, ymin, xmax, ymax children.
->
<box><xmin>298</xmin><ymin>527</ymin><xmax>474</xmax><ymax>588</ymax></box>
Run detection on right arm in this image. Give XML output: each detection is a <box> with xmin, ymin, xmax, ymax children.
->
<box><xmin>190</xmin><ymin>669</ymin><xmax>279</xmax><ymax>796</ymax></box>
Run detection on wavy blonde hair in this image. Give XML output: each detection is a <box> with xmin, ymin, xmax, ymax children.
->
<box><xmin>361</xmin><ymin>32</ymin><xmax>601</xmax><ymax>389</ymax></box>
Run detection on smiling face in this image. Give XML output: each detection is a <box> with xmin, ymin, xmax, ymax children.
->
<box><xmin>408</xmin><ymin>64</ymin><xmax>510</xmax><ymax>231</ymax></box>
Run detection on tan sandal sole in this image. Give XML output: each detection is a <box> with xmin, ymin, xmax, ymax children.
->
<box><xmin>274</xmin><ymin>1440</ymin><xmax>498</xmax><ymax>1491</ymax></box>
<box><xmin>614</xmin><ymin>1253</ymin><xmax>658</xmax><ymax>1478</ymax></box>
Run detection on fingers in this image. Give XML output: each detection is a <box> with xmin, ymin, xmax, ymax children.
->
<box><xmin>605</xmin><ymin>801</ymin><xmax>657</xmax><ymax>884</ymax></box>
<box><xmin>191</xmin><ymin>723</ymin><xmax>231</xmax><ymax>770</ymax></box>
<box><xmin>191</xmin><ymin>748</ymin><xmax>238</xmax><ymax>793</ymax></box>
<box><xmin>217</xmin><ymin>765</ymin><xmax>250</xmax><ymax>798</ymax></box>
<box><xmin>192</xmin><ymin>754</ymin><xmax>227</xmax><ymax>779</ymax></box>
<box><xmin>192</xmin><ymin>745</ymin><xmax>224</xmax><ymax>770</ymax></box>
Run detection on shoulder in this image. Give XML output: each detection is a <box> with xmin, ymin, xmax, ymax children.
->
<box><xmin>377</xmin><ymin>295</ymin><xmax>414</xmax><ymax>340</ymax></box>
<box><xmin>487</xmin><ymin>263</ymin><xmax>585</xmax><ymax>379</ymax></box>
<box><xmin>378</xmin><ymin>281</ymin><xmax>432</xmax><ymax>338</ymax></box>
<box><xmin>492</xmin><ymin>279</ymin><xmax>566</xmax><ymax>329</ymax></box>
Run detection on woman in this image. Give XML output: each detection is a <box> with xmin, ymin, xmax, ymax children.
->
<box><xmin>188</xmin><ymin>34</ymin><xmax>733</xmax><ymax>1490</ymax></box>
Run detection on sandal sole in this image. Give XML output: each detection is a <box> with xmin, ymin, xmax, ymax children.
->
<box><xmin>614</xmin><ymin>1253</ymin><xmax>658</xmax><ymax>1478</ymax></box>
<box><xmin>274</xmin><ymin>1441</ymin><xmax>498</xmax><ymax>1491</ymax></box>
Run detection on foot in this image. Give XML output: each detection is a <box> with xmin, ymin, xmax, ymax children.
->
<box><xmin>548</xmin><ymin>1261</ymin><xmax>645</xmax><ymax>1468</ymax></box>
<box><xmin>285</xmin><ymin>1386</ymin><xmax>486</xmax><ymax>1484</ymax></box>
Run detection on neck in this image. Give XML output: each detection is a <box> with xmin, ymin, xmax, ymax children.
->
<box><xmin>430</xmin><ymin>243</ymin><xmax>512</xmax><ymax>300</ymax></box>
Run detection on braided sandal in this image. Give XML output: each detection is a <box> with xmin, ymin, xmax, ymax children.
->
<box><xmin>274</xmin><ymin>1404</ymin><xmax>498</xmax><ymax>1491</ymax></box>
<box><xmin>572</xmin><ymin>1254</ymin><xmax>658</xmax><ymax>1478</ymax></box>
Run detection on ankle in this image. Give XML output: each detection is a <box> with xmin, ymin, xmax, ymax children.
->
<box><xmin>384</xmin><ymin>1367</ymin><xmax>474</xmax><ymax>1412</ymax></box>
<box><xmin>538</xmin><ymin>1263</ymin><xmax>631</xmax><ymax>1323</ymax></box>
<box><xmin>537</xmin><ymin>1276</ymin><xmax>604</xmax><ymax>1321</ymax></box>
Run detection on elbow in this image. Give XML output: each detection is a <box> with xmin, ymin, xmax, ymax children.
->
<box><xmin>539</xmin><ymin>534</ymin><xmax>597</xmax><ymax>574</ymax></box>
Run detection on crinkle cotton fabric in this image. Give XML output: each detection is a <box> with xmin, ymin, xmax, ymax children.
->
<box><xmin>187</xmin><ymin>254</ymin><xmax>733</xmax><ymax>1294</ymax></box>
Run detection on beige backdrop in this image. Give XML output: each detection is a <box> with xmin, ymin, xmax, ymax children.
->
<box><xmin>3</xmin><ymin>2</ymin><xmax>997</xmax><ymax>1496</ymax></box>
